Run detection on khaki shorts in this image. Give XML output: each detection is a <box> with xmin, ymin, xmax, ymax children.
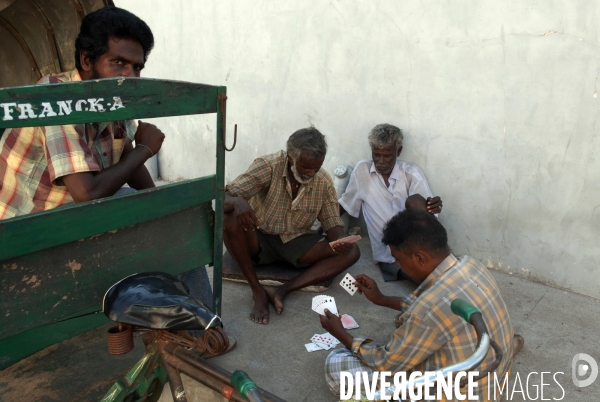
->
<box><xmin>253</xmin><ymin>231</ymin><xmax>324</xmax><ymax>268</ymax></box>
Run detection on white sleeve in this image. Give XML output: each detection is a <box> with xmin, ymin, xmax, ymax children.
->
<box><xmin>407</xmin><ymin>164</ymin><xmax>434</xmax><ymax>199</ymax></box>
<box><xmin>338</xmin><ymin>167</ymin><xmax>362</xmax><ymax>218</ymax></box>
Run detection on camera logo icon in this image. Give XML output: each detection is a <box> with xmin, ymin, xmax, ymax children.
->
<box><xmin>572</xmin><ymin>353</ymin><xmax>598</xmax><ymax>388</ymax></box>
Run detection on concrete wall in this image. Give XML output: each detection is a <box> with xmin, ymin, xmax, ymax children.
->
<box><xmin>119</xmin><ymin>0</ymin><xmax>600</xmax><ymax>298</ymax></box>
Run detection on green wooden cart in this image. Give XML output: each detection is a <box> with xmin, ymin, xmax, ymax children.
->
<box><xmin>0</xmin><ymin>76</ymin><xmax>229</xmax><ymax>384</ymax></box>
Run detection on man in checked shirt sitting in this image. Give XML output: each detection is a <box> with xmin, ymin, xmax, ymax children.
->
<box><xmin>0</xmin><ymin>7</ymin><xmax>218</xmax><ymax>329</ymax></box>
<box><xmin>0</xmin><ymin>6</ymin><xmax>164</xmax><ymax>219</ymax></box>
<box><xmin>225</xmin><ymin>127</ymin><xmax>361</xmax><ymax>324</ymax></box>
<box><xmin>319</xmin><ymin>209</ymin><xmax>523</xmax><ymax>400</ymax></box>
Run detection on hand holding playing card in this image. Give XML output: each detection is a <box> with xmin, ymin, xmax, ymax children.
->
<box><xmin>331</xmin><ymin>241</ymin><xmax>353</xmax><ymax>255</ymax></box>
<box><xmin>312</xmin><ymin>295</ymin><xmax>339</xmax><ymax>316</ymax></box>
<box><xmin>319</xmin><ymin>308</ymin><xmax>352</xmax><ymax>348</ymax></box>
<box><xmin>329</xmin><ymin>235</ymin><xmax>360</xmax><ymax>255</ymax></box>
<box><xmin>355</xmin><ymin>274</ymin><xmax>384</xmax><ymax>305</ymax></box>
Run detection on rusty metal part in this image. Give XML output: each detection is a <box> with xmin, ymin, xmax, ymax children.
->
<box><xmin>222</xmin><ymin>385</ymin><xmax>235</xmax><ymax>400</ymax></box>
<box><xmin>219</xmin><ymin>93</ymin><xmax>238</xmax><ymax>152</ymax></box>
<box><xmin>107</xmin><ymin>323</ymin><xmax>134</xmax><ymax>355</ymax></box>
<box><xmin>162</xmin><ymin>342</ymin><xmax>286</xmax><ymax>402</ymax></box>
<box><xmin>159</xmin><ymin>343</ymin><xmax>247</xmax><ymax>402</ymax></box>
<box><xmin>157</xmin><ymin>326</ymin><xmax>230</xmax><ymax>357</ymax></box>
<box><xmin>163</xmin><ymin>356</ymin><xmax>188</xmax><ymax>402</ymax></box>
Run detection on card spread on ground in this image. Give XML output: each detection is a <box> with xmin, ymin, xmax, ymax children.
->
<box><xmin>311</xmin><ymin>333</ymin><xmax>335</xmax><ymax>346</ymax></box>
<box><xmin>311</xmin><ymin>295</ymin><xmax>338</xmax><ymax>316</ymax></box>
<box><xmin>341</xmin><ymin>314</ymin><xmax>359</xmax><ymax>329</ymax></box>
<box><xmin>329</xmin><ymin>235</ymin><xmax>361</xmax><ymax>248</ymax></box>
<box><xmin>305</xmin><ymin>343</ymin><xmax>322</xmax><ymax>352</ymax></box>
<box><xmin>339</xmin><ymin>273</ymin><xmax>357</xmax><ymax>296</ymax></box>
<box><xmin>307</xmin><ymin>332</ymin><xmax>341</xmax><ymax>351</ymax></box>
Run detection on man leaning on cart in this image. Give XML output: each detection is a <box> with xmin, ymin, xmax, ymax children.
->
<box><xmin>0</xmin><ymin>6</ymin><xmax>216</xmax><ymax>324</ymax></box>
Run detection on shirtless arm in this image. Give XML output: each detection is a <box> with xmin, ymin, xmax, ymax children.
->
<box><xmin>122</xmin><ymin>141</ymin><xmax>155</xmax><ymax>190</ymax></box>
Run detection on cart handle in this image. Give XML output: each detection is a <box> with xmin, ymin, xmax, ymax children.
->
<box><xmin>231</xmin><ymin>370</ymin><xmax>265</xmax><ymax>402</ymax></box>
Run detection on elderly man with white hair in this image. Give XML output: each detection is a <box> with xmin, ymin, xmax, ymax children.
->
<box><xmin>225</xmin><ymin>127</ymin><xmax>360</xmax><ymax>324</ymax></box>
<box><xmin>339</xmin><ymin>123</ymin><xmax>443</xmax><ymax>281</ymax></box>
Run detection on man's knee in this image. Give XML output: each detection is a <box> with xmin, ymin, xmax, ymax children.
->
<box><xmin>223</xmin><ymin>212</ymin><xmax>240</xmax><ymax>234</ymax></box>
<box><xmin>345</xmin><ymin>243</ymin><xmax>361</xmax><ymax>265</ymax></box>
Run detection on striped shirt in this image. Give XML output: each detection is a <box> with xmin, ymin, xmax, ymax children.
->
<box><xmin>0</xmin><ymin>69</ymin><xmax>136</xmax><ymax>219</ymax></box>
<box><xmin>227</xmin><ymin>150</ymin><xmax>343</xmax><ymax>243</ymax></box>
<box><xmin>352</xmin><ymin>254</ymin><xmax>514</xmax><ymax>399</ymax></box>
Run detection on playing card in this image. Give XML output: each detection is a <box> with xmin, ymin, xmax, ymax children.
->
<box><xmin>305</xmin><ymin>343</ymin><xmax>323</xmax><ymax>352</ymax></box>
<box><xmin>311</xmin><ymin>333</ymin><xmax>335</xmax><ymax>346</ymax></box>
<box><xmin>329</xmin><ymin>235</ymin><xmax>361</xmax><ymax>248</ymax></box>
<box><xmin>312</xmin><ymin>295</ymin><xmax>338</xmax><ymax>316</ymax></box>
<box><xmin>321</xmin><ymin>332</ymin><xmax>341</xmax><ymax>345</ymax></box>
<box><xmin>313</xmin><ymin>296</ymin><xmax>338</xmax><ymax>316</ymax></box>
<box><xmin>339</xmin><ymin>273</ymin><xmax>358</xmax><ymax>296</ymax></box>
<box><xmin>312</xmin><ymin>295</ymin><xmax>328</xmax><ymax>311</ymax></box>
<box><xmin>341</xmin><ymin>314</ymin><xmax>359</xmax><ymax>329</ymax></box>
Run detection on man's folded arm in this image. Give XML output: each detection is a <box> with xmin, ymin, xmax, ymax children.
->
<box><xmin>62</xmin><ymin>146</ymin><xmax>153</xmax><ymax>202</ymax></box>
<box><xmin>320</xmin><ymin>183</ymin><xmax>345</xmax><ymax>241</ymax></box>
<box><xmin>123</xmin><ymin>141</ymin><xmax>155</xmax><ymax>190</ymax></box>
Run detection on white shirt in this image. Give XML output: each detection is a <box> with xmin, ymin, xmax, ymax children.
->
<box><xmin>339</xmin><ymin>160</ymin><xmax>434</xmax><ymax>263</ymax></box>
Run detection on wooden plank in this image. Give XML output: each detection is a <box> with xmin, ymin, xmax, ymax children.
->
<box><xmin>0</xmin><ymin>203</ymin><xmax>215</xmax><ymax>340</ymax></box>
<box><xmin>0</xmin><ymin>176</ymin><xmax>216</xmax><ymax>261</ymax></box>
<box><xmin>0</xmin><ymin>312</ymin><xmax>109</xmax><ymax>370</ymax></box>
<box><xmin>0</xmin><ymin>77</ymin><xmax>219</xmax><ymax>130</ymax></box>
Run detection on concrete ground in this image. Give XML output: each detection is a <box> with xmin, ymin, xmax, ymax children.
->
<box><xmin>2</xmin><ymin>237</ymin><xmax>599</xmax><ymax>401</ymax></box>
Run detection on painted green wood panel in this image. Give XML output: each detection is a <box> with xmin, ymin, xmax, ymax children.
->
<box><xmin>0</xmin><ymin>203</ymin><xmax>215</xmax><ymax>341</ymax></box>
<box><xmin>0</xmin><ymin>312</ymin><xmax>109</xmax><ymax>370</ymax></box>
<box><xmin>0</xmin><ymin>176</ymin><xmax>216</xmax><ymax>261</ymax></box>
<box><xmin>0</xmin><ymin>77</ymin><xmax>219</xmax><ymax>130</ymax></box>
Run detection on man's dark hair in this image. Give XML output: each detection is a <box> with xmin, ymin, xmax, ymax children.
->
<box><xmin>382</xmin><ymin>209</ymin><xmax>449</xmax><ymax>256</ymax></box>
<box><xmin>286</xmin><ymin>127</ymin><xmax>328</xmax><ymax>161</ymax></box>
<box><xmin>75</xmin><ymin>6</ymin><xmax>154</xmax><ymax>70</ymax></box>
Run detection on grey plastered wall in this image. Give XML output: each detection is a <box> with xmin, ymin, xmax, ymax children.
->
<box><xmin>119</xmin><ymin>0</ymin><xmax>600</xmax><ymax>298</ymax></box>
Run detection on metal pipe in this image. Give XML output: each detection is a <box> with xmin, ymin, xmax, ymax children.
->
<box><xmin>374</xmin><ymin>334</ymin><xmax>491</xmax><ymax>399</ymax></box>
<box><xmin>163</xmin><ymin>343</ymin><xmax>286</xmax><ymax>402</ymax></box>
<box><xmin>162</xmin><ymin>353</ymin><xmax>188</xmax><ymax>402</ymax></box>
<box><xmin>161</xmin><ymin>350</ymin><xmax>247</xmax><ymax>402</ymax></box>
<box><xmin>246</xmin><ymin>388</ymin><xmax>265</xmax><ymax>402</ymax></box>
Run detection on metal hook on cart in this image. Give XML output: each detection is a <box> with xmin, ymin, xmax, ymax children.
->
<box><xmin>219</xmin><ymin>93</ymin><xmax>238</xmax><ymax>152</ymax></box>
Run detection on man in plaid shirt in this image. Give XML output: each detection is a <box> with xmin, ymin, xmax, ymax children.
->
<box><xmin>0</xmin><ymin>7</ymin><xmax>222</xmax><ymax>341</ymax></box>
<box><xmin>225</xmin><ymin>127</ymin><xmax>360</xmax><ymax>324</ymax></box>
<box><xmin>320</xmin><ymin>209</ymin><xmax>523</xmax><ymax>400</ymax></box>
<box><xmin>0</xmin><ymin>6</ymin><xmax>165</xmax><ymax>219</ymax></box>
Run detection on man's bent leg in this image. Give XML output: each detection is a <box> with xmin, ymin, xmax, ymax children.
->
<box><xmin>267</xmin><ymin>240</ymin><xmax>360</xmax><ymax>314</ymax></box>
<box><xmin>223</xmin><ymin>211</ymin><xmax>270</xmax><ymax>324</ymax></box>
<box><xmin>180</xmin><ymin>266</ymin><xmax>213</xmax><ymax>338</ymax></box>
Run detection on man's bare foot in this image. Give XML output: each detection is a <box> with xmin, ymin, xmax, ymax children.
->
<box><xmin>250</xmin><ymin>288</ymin><xmax>270</xmax><ymax>324</ymax></box>
<box><xmin>265</xmin><ymin>286</ymin><xmax>287</xmax><ymax>315</ymax></box>
<box><xmin>513</xmin><ymin>334</ymin><xmax>525</xmax><ymax>356</ymax></box>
